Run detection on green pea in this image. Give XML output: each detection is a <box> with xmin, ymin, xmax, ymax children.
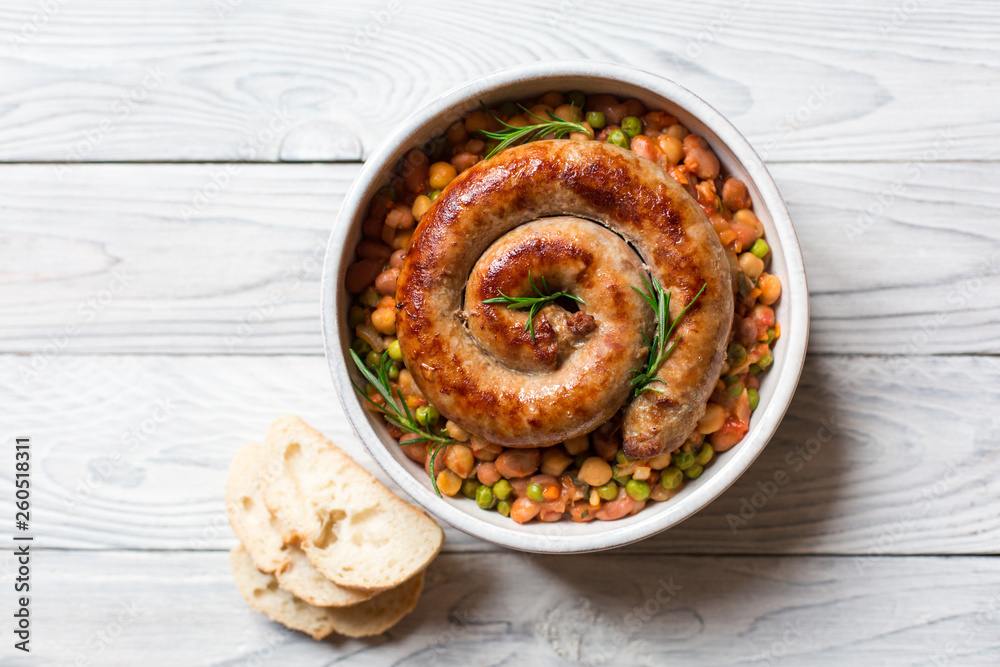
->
<box><xmin>750</xmin><ymin>238</ymin><xmax>770</xmax><ymax>259</ymax></box>
<box><xmin>724</xmin><ymin>375</ymin><xmax>740</xmax><ymax>387</ymax></box>
<box><xmin>625</xmin><ymin>479</ymin><xmax>650</xmax><ymax>501</ymax></box>
<box><xmin>727</xmin><ymin>342</ymin><xmax>748</xmax><ymax>368</ymax></box>
<box><xmin>377</xmin><ymin>186</ymin><xmax>396</xmax><ymax>201</ymax></box>
<box><xmin>574</xmin><ymin>453</ymin><xmax>590</xmax><ymax>469</ymax></box>
<box><xmin>499</xmin><ymin>101</ymin><xmax>519</xmax><ymax>117</ymax></box>
<box><xmin>387</xmin><ymin>339</ymin><xmax>403</xmax><ymax>362</ymax></box>
<box><xmin>748</xmin><ymin>363</ymin><xmax>761</xmax><ymax>376</ymax></box>
<box><xmin>615</xmin><ymin>449</ymin><xmax>631</xmax><ymax>465</ymax></box>
<box><xmin>526</xmin><ymin>483</ymin><xmax>545</xmax><ymax>502</ymax></box>
<box><xmin>748</xmin><ymin>388</ymin><xmax>760</xmax><ymax>411</ymax></box>
<box><xmin>695</xmin><ymin>443</ymin><xmax>714</xmax><ymax>466</ymax></box>
<box><xmin>484</xmin><ymin>139</ymin><xmax>499</xmax><ymax>155</ymax></box>
<box><xmin>496</xmin><ymin>499</ymin><xmax>512</xmax><ymax>517</ymax></box>
<box><xmin>660</xmin><ymin>466</ymin><xmax>684</xmax><ymax>490</ymax></box>
<box><xmin>387</xmin><ymin>364</ymin><xmax>400</xmax><ymax>380</ymax></box>
<box><xmin>758</xmin><ymin>351</ymin><xmax>774</xmax><ymax>370</ymax></box>
<box><xmin>726</xmin><ymin>381</ymin><xmax>743</xmax><ymax>398</ymax></box>
<box><xmin>461</xmin><ymin>479</ymin><xmax>479</xmax><ymax>499</ymax></box>
<box><xmin>348</xmin><ymin>306</ymin><xmax>367</xmax><ymax>327</ymax></box>
<box><xmin>607</xmin><ymin>128</ymin><xmax>629</xmax><ymax>149</ymax></box>
<box><xmin>415</xmin><ymin>405</ymin><xmax>439</xmax><ymax>426</ymax></box>
<box><xmin>568</xmin><ymin>91</ymin><xmax>586</xmax><ymax>109</ymax></box>
<box><xmin>476</xmin><ymin>484</ymin><xmax>495</xmax><ymax>510</ymax></box>
<box><xmin>586</xmin><ymin>111</ymin><xmax>606</xmax><ymax>129</ymax></box>
<box><xmin>765</xmin><ymin>327</ymin><xmax>777</xmax><ymax>345</ymax></box>
<box><xmin>359</xmin><ymin>288</ymin><xmax>380</xmax><ymax>308</ymax></box>
<box><xmin>621</xmin><ymin>116</ymin><xmax>642</xmax><ymax>138</ymax></box>
<box><xmin>364</xmin><ymin>382</ymin><xmax>377</xmax><ymax>396</ymax></box>
<box><xmin>428</xmin><ymin>190</ymin><xmax>442</xmax><ymax>201</ymax></box>
<box><xmin>685</xmin><ymin>464</ymin><xmax>704</xmax><ymax>479</ymax></box>
<box><xmin>493</xmin><ymin>479</ymin><xmax>513</xmax><ymax>501</ymax></box>
<box><xmin>365</xmin><ymin>350</ymin><xmax>381</xmax><ymax>368</ymax></box>
<box><xmin>597</xmin><ymin>481</ymin><xmax>619</xmax><ymax>501</ymax></box>
<box><xmin>611</xmin><ymin>464</ymin><xmax>630</xmax><ymax>486</ymax></box>
<box><xmin>351</xmin><ymin>337</ymin><xmax>372</xmax><ymax>357</ymax></box>
<box><xmin>673</xmin><ymin>450</ymin><xmax>696</xmax><ymax>471</ymax></box>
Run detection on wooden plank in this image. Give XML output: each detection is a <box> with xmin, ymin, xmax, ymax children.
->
<box><xmin>5</xmin><ymin>550</ymin><xmax>999</xmax><ymax>665</ymax></box>
<box><xmin>0</xmin><ymin>1</ymin><xmax>997</xmax><ymax>162</ymax></box>
<box><xmin>5</xmin><ymin>353</ymin><xmax>999</xmax><ymax>555</ymax></box>
<box><xmin>2</xmin><ymin>161</ymin><xmax>999</xmax><ymax>355</ymax></box>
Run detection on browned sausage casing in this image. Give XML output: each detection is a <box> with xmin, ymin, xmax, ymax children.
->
<box><xmin>395</xmin><ymin>140</ymin><xmax>733</xmax><ymax>458</ymax></box>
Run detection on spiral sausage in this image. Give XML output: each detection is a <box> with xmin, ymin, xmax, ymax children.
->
<box><xmin>396</xmin><ymin>140</ymin><xmax>733</xmax><ymax>458</ymax></box>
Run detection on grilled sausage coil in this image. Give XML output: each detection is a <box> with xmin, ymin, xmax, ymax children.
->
<box><xmin>395</xmin><ymin>140</ymin><xmax>733</xmax><ymax>458</ymax></box>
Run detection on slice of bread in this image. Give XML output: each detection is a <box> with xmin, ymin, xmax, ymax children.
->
<box><xmin>225</xmin><ymin>443</ymin><xmax>289</xmax><ymax>574</ymax></box>
<box><xmin>227</xmin><ymin>443</ymin><xmax>377</xmax><ymax>607</ymax></box>
<box><xmin>260</xmin><ymin>415</ymin><xmax>443</xmax><ymax>592</ymax></box>
<box><xmin>230</xmin><ymin>545</ymin><xmax>425</xmax><ymax>639</ymax></box>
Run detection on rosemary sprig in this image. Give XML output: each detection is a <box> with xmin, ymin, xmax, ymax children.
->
<box><xmin>476</xmin><ymin>102</ymin><xmax>590</xmax><ymax>159</ymax></box>
<box><xmin>482</xmin><ymin>271</ymin><xmax>585</xmax><ymax>343</ymax></box>
<box><xmin>630</xmin><ymin>277</ymin><xmax>707</xmax><ymax>397</ymax></box>
<box><xmin>349</xmin><ymin>349</ymin><xmax>454</xmax><ymax>496</ymax></box>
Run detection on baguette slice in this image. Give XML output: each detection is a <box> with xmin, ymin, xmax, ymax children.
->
<box><xmin>227</xmin><ymin>443</ymin><xmax>376</xmax><ymax>607</ymax></box>
<box><xmin>261</xmin><ymin>415</ymin><xmax>443</xmax><ymax>592</ymax></box>
<box><xmin>230</xmin><ymin>546</ymin><xmax>424</xmax><ymax>639</ymax></box>
<box><xmin>225</xmin><ymin>443</ymin><xmax>289</xmax><ymax>574</ymax></box>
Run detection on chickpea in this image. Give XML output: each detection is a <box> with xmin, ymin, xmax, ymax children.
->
<box><xmin>428</xmin><ymin>161</ymin><xmax>458</xmax><ymax>190</ymax></box>
<box><xmin>446</xmin><ymin>121</ymin><xmax>467</xmax><ymax>145</ymax></box>
<box><xmin>665</xmin><ymin>123</ymin><xmax>689</xmax><ymax>140</ymax></box>
<box><xmin>540</xmin><ymin>91</ymin><xmax>564</xmax><ymax>108</ymax></box>
<box><xmin>451</xmin><ymin>152</ymin><xmax>479</xmax><ymax>172</ymax></box>
<box><xmin>345</xmin><ymin>258</ymin><xmax>382</xmax><ymax>294</ymax></box>
<box><xmin>528</xmin><ymin>104</ymin><xmax>554</xmax><ymax>120</ymax></box>
<box><xmin>648</xmin><ymin>452</ymin><xmax>673</xmax><ymax>470</ymax></box>
<box><xmin>445</xmin><ymin>420</ymin><xmax>471</xmax><ymax>442</ymax></box>
<box><xmin>656</xmin><ymin>135</ymin><xmax>684</xmax><ymax>166</ymax></box>
<box><xmin>371</xmin><ymin>296</ymin><xmax>397</xmax><ymax>334</ymax></box>
<box><xmin>392</xmin><ymin>230</ymin><xmax>413</xmax><ymax>251</ymax></box>
<box><xmin>553</xmin><ymin>103</ymin><xmax>582</xmax><ymax>122</ymax></box>
<box><xmin>464</xmin><ymin>110</ymin><xmax>491</xmax><ymax>133</ymax></box>
<box><xmin>505</xmin><ymin>115</ymin><xmax>529</xmax><ymax>128</ymax></box>
<box><xmin>374</xmin><ymin>267</ymin><xmax>400</xmax><ymax>296</ymax></box>
<box><xmin>464</xmin><ymin>138</ymin><xmax>485</xmax><ymax>154</ymax></box>
<box><xmin>697</xmin><ymin>404</ymin><xmax>727</xmax><ymax>435</ymax></box>
<box><xmin>389</xmin><ymin>249</ymin><xmax>406</xmax><ymax>268</ymax></box>
<box><xmin>385</xmin><ymin>203</ymin><xmax>415</xmax><ymax>230</ymax></box>
<box><xmin>444</xmin><ymin>444</ymin><xmax>475</xmax><ymax>478</ymax></box>
<box><xmin>563</xmin><ymin>434</ymin><xmax>590</xmax><ymax>456</ymax></box>
<box><xmin>682</xmin><ymin>134</ymin><xmax>720</xmax><ymax>180</ymax></box>
<box><xmin>436</xmin><ymin>469</ymin><xmax>462</xmax><ymax>496</ymax></box>
<box><xmin>734</xmin><ymin>208</ymin><xmax>765</xmax><ymax>239</ymax></box>
<box><xmin>758</xmin><ymin>273</ymin><xmax>782</xmax><ymax>305</ymax></box>
<box><xmin>578</xmin><ymin>457</ymin><xmax>613</xmax><ymax>486</ymax></box>
<box><xmin>540</xmin><ymin>447</ymin><xmax>573</xmax><ymax>477</ymax></box>
<box><xmin>739</xmin><ymin>252</ymin><xmax>765</xmax><ymax>280</ymax></box>
<box><xmin>411</xmin><ymin>195</ymin><xmax>432</xmax><ymax>220</ymax></box>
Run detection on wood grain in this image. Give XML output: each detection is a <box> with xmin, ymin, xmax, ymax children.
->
<box><xmin>5</xmin><ymin>550</ymin><xmax>999</xmax><ymax>665</ymax></box>
<box><xmin>5</xmin><ymin>352</ymin><xmax>998</xmax><ymax>555</ymax></box>
<box><xmin>0</xmin><ymin>1</ymin><xmax>997</xmax><ymax>162</ymax></box>
<box><xmin>3</xmin><ymin>161</ymin><xmax>999</xmax><ymax>356</ymax></box>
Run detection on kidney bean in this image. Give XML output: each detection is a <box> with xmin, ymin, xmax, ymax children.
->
<box><xmin>682</xmin><ymin>134</ymin><xmax>720</xmax><ymax>180</ymax></box>
<box><xmin>345</xmin><ymin>258</ymin><xmax>383</xmax><ymax>294</ymax></box>
<box><xmin>375</xmin><ymin>267</ymin><xmax>400</xmax><ymax>296</ymax></box>
<box><xmin>451</xmin><ymin>152</ymin><xmax>479</xmax><ymax>172</ymax></box>
<box><xmin>389</xmin><ymin>249</ymin><xmax>406</xmax><ymax>268</ymax></box>
<box><xmin>477</xmin><ymin>461</ymin><xmax>501</xmax><ymax>487</ymax></box>
<box><xmin>469</xmin><ymin>436</ymin><xmax>502</xmax><ymax>462</ymax></box>
<box><xmin>403</xmin><ymin>149</ymin><xmax>429</xmax><ymax>193</ymax></box>
<box><xmin>622</xmin><ymin>98</ymin><xmax>646</xmax><ymax>118</ymax></box>
<box><xmin>356</xmin><ymin>239</ymin><xmax>392</xmax><ymax>261</ymax></box>
<box><xmin>385</xmin><ymin>204</ymin><xmax>415</xmax><ymax>230</ymax></box>
<box><xmin>629</xmin><ymin>135</ymin><xmax>659</xmax><ymax>163</ymax></box>
<box><xmin>510</xmin><ymin>497</ymin><xmax>541</xmax><ymax>523</ymax></box>
<box><xmin>495</xmin><ymin>448</ymin><xmax>541</xmax><ymax>478</ymax></box>
<box><xmin>362</xmin><ymin>214</ymin><xmax>384</xmax><ymax>239</ymax></box>
<box><xmin>722</xmin><ymin>177</ymin><xmax>752</xmax><ymax>211</ymax></box>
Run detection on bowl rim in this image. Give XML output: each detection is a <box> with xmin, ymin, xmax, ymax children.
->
<box><xmin>321</xmin><ymin>60</ymin><xmax>810</xmax><ymax>553</ymax></box>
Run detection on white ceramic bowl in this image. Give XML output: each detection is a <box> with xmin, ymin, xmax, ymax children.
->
<box><xmin>321</xmin><ymin>61</ymin><xmax>809</xmax><ymax>553</ymax></box>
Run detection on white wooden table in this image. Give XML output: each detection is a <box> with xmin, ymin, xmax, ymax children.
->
<box><xmin>2</xmin><ymin>1</ymin><xmax>999</xmax><ymax>664</ymax></box>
